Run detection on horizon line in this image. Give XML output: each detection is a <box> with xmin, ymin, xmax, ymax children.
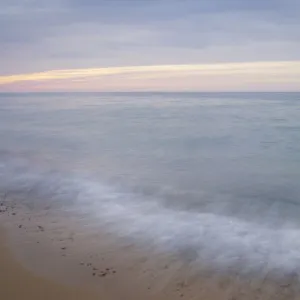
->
<box><xmin>1</xmin><ymin>90</ymin><xmax>300</xmax><ymax>94</ymax></box>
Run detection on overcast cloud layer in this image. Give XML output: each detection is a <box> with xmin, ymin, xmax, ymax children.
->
<box><xmin>1</xmin><ymin>0</ymin><xmax>300</xmax><ymax>91</ymax></box>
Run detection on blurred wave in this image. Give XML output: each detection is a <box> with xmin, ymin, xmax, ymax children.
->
<box><xmin>2</xmin><ymin>151</ymin><xmax>300</xmax><ymax>277</ymax></box>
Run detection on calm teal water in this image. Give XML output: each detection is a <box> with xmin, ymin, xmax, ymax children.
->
<box><xmin>1</xmin><ymin>92</ymin><xmax>300</xmax><ymax>274</ymax></box>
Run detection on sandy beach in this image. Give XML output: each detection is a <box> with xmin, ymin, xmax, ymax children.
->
<box><xmin>0</xmin><ymin>228</ymin><xmax>107</xmax><ymax>300</ymax></box>
<box><xmin>2</xmin><ymin>195</ymin><xmax>300</xmax><ymax>300</ymax></box>
<box><xmin>3</xmin><ymin>198</ymin><xmax>300</xmax><ymax>300</ymax></box>
<box><xmin>2</xmin><ymin>224</ymin><xmax>300</xmax><ymax>300</ymax></box>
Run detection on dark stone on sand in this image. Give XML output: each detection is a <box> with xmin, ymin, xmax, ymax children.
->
<box><xmin>12</xmin><ymin>212</ymin><xmax>16</xmax><ymax>215</ymax></box>
<box><xmin>93</xmin><ymin>273</ymin><xmax>96</xmax><ymax>276</ymax></box>
<box><xmin>61</xmin><ymin>247</ymin><xmax>66</xmax><ymax>250</ymax></box>
<box><xmin>18</xmin><ymin>225</ymin><xmax>22</xmax><ymax>228</ymax></box>
<box><xmin>38</xmin><ymin>226</ymin><xmax>44</xmax><ymax>231</ymax></box>
<box><xmin>93</xmin><ymin>267</ymin><xmax>97</xmax><ymax>271</ymax></box>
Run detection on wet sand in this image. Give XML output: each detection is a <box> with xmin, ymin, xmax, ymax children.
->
<box><xmin>2</xmin><ymin>197</ymin><xmax>300</xmax><ymax>300</ymax></box>
<box><xmin>0</xmin><ymin>198</ymin><xmax>194</xmax><ymax>300</ymax></box>
<box><xmin>0</xmin><ymin>229</ymin><xmax>105</xmax><ymax>300</ymax></box>
<box><xmin>2</xmin><ymin>225</ymin><xmax>300</xmax><ymax>300</ymax></box>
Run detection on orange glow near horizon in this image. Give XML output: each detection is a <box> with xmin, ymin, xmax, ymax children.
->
<box><xmin>1</xmin><ymin>61</ymin><xmax>300</xmax><ymax>91</ymax></box>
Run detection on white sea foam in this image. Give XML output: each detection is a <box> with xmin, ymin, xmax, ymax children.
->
<box><xmin>1</xmin><ymin>155</ymin><xmax>300</xmax><ymax>278</ymax></box>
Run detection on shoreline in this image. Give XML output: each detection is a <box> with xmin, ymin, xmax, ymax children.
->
<box><xmin>2</xmin><ymin>198</ymin><xmax>300</xmax><ymax>300</ymax></box>
<box><xmin>0</xmin><ymin>199</ymin><xmax>195</xmax><ymax>300</ymax></box>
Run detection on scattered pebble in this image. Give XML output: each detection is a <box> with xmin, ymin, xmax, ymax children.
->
<box><xmin>1</xmin><ymin>203</ymin><xmax>120</xmax><ymax>285</ymax></box>
<box><xmin>37</xmin><ymin>225</ymin><xmax>44</xmax><ymax>231</ymax></box>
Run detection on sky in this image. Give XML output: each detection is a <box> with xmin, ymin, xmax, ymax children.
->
<box><xmin>0</xmin><ymin>0</ymin><xmax>300</xmax><ymax>92</ymax></box>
